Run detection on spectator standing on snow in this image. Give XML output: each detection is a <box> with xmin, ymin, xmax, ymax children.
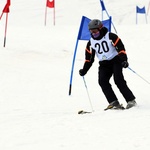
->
<box><xmin>79</xmin><ymin>19</ymin><xmax>137</xmax><ymax>110</ymax></box>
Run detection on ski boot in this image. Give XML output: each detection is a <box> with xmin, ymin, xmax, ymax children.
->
<box><xmin>126</xmin><ymin>100</ymin><xmax>137</xmax><ymax>109</ymax></box>
<box><xmin>104</xmin><ymin>100</ymin><xmax>125</xmax><ymax>111</ymax></box>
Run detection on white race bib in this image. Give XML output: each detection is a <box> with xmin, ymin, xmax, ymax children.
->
<box><xmin>90</xmin><ymin>32</ymin><xmax>118</xmax><ymax>61</ymax></box>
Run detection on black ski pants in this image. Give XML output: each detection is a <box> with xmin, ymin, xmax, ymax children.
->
<box><xmin>98</xmin><ymin>57</ymin><xmax>135</xmax><ymax>104</ymax></box>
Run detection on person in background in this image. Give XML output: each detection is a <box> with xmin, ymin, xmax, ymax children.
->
<box><xmin>79</xmin><ymin>19</ymin><xmax>137</xmax><ymax>110</ymax></box>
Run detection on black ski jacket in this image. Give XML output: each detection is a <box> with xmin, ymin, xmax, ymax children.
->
<box><xmin>82</xmin><ymin>27</ymin><xmax>127</xmax><ymax>73</ymax></box>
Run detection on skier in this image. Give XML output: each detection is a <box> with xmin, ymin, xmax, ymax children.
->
<box><xmin>79</xmin><ymin>19</ymin><xmax>137</xmax><ymax>110</ymax></box>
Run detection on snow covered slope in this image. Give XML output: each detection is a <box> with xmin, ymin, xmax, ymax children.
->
<box><xmin>0</xmin><ymin>0</ymin><xmax>150</xmax><ymax>150</ymax></box>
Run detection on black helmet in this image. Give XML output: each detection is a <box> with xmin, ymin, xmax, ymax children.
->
<box><xmin>88</xmin><ymin>19</ymin><xmax>103</xmax><ymax>30</ymax></box>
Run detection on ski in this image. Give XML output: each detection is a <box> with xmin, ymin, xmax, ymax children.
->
<box><xmin>104</xmin><ymin>104</ymin><xmax>125</xmax><ymax>111</ymax></box>
<box><xmin>78</xmin><ymin>103</ymin><xmax>137</xmax><ymax>114</ymax></box>
<box><xmin>78</xmin><ymin>110</ymin><xmax>92</xmax><ymax>114</ymax></box>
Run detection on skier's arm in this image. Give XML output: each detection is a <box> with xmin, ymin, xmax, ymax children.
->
<box><xmin>109</xmin><ymin>33</ymin><xmax>128</xmax><ymax>62</ymax></box>
<box><xmin>79</xmin><ymin>41</ymin><xmax>95</xmax><ymax>76</ymax></box>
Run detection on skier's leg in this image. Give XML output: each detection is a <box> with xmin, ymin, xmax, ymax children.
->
<box><xmin>113</xmin><ymin>62</ymin><xmax>136</xmax><ymax>102</ymax></box>
<box><xmin>98</xmin><ymin>66</ymin><xmax>118</xmax><ymax>104</ymax></box>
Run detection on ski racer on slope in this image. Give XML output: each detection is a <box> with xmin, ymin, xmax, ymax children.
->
<box><xmin>79</xmin><ymin>19</ymin><xmax>137</xmax><ymax>110</ymax></box>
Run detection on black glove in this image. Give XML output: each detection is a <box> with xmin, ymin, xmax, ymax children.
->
<box><xmin>122</xmin><ymin>61</ymin><xmax>129</xmax><ymax>68</ymax></box>
<box><xmin>79</xmin><ymin>69</ymin><xmax>87</xmax><ymax>76</ymax></box>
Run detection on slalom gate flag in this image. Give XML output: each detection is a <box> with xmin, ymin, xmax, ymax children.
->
<box><xmin>136</xmin><ymin>6</ymin><xmax>147</xmax><ymax>24</ymax></box>
<box><xmin>0</xmin><ymin>0</ymin><xmax>11</xmax><ymax>47</ymax></box>
<box><xmin>47</xmin><ymin>0</ymin><xmax>55</xmax><ymax>8</ymax></box>
<box><xmin>99</xmin><ymin>0</ymin><xmax>117</xmax><ymax>33</ymax></box>
<box><xmin>136</xmin><ymin>6</ymin><xmax>146</xmax><ymax>14</ymax></box>
<box><xmin>78</xmin><ymin>16</ymin><xmax>112</xmax><ymax>40</ymax></box>
<box><xmin>100</xmin><ymin>0</ymin><xmax>106</xmax><ymax>11</ymax></box>
<box><xmin>3</xmin><ymin>0</ymin><xmax>11</xmax><ymax>13</ymax></box>
<box><xmin>69</xmin><ymin>16</ymin><xmax>112</xmax><ymax>95</ymax></box>
<box><xmin>45</xmin><ymin>0</ymin><xmax>55</xmax><ymax>25</ymax></box>
<box><xmin>77</xmin><ymin>16</ymin><xmax>91</xmax><ymax>40</ymax></box>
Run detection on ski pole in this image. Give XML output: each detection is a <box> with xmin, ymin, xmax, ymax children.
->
<box><xmin>128</xmin><ymin>67</ymin><xmax>150</xmax><ymax>85</ymax></box>
<box><xmin>82</xmin><ymin>76</ymin><xmax>94</xmax><ymax>112</ymax></box>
